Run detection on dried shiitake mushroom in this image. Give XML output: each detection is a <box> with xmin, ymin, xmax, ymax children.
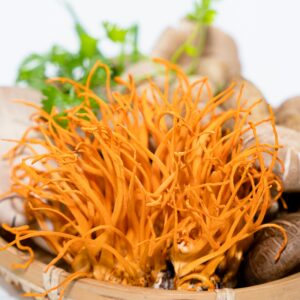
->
<box><xmin>224</xmin><ymin>78</ymin><xmax>270</xmax><ymax>123</ymax></box>
<box><xmin>276</xmin><ymin>96</ymin><xmax>300</xmax><ymax>132</ymax></box>
<box><xmin>0</xmin><ymin>87</ymin><xmax>41</xmax><ymax>226</ymax></box>
<box><xmin>242</xmin><ymin>123</ymin><xmax>300</xmax><ymax>192</ymax></box>
<box><xmin>243</xmin><ymin>212</ymin><xmax>300</xmax><ymax>285</ymax></box>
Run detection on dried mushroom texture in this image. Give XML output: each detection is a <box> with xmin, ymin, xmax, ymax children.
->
<box><xmin>124</xmin><ymin>21</ymin><xmax>242</xmax><ymax>115</ymax></box>
<box><xmin>151</xmin><ymin>20</ymin><xmax>196</xmax><ymax>62</ymax></box>
<box><xmin>151</xmin><ymin>20</ymin><xmax>241</xmax><ymax>79</ymax></box>
<box><xmin>243</xmin><ymin>212</ymin><xmax>300</xmax><ymax>285</ymax></box>
<box><xmin>242</xmin><ymin>123</ymin><xmax>300</xmax><ymax>192</ymax></box>
<box><xmin>0</xmin><ymin>87</ymin><xmax>42</xmax><ymax>226</ymax></box>
<box><xmin>123</xmin><ymin>63</ymin><xmax>219</xmax><ymax>109</ymax></box>
<box><xmin>276</xmin><ymin>96</ymin><xmax>300</xmax><ymax>132</ymax></box>
<box><xmin>197</xmin><ymin>56</ymin><xmax>229</xmax><ymax>90</ymax></box>
<box><xmin>123</xmin><ymin>60</ymin><xmax>164</xmax><ymax>83</ymax></box>
<box><xmin>224</xmin><ymin>78</ymin><xmax>270</xmax><ymax>123</ymax></box>
<box><xmin>202</xmin><ymin>26</ymin><xmax>241</xmax><ymax>79</ymax></box>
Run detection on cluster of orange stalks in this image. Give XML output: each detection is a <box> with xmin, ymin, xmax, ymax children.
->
<box><xmin>1</xmin><ymin>59</ymin><xmax>286</xmax><ymax>298</ymax></box>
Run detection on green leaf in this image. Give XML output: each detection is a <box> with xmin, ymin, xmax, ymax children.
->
<box><xmin>41</xmin><ymin>85</ymin><xmax>82</xmax><ymax>114</ymax></box>
<box><xmin>76</xmin><ymin>23</ymin><xmax>99</xmax><ymax>58</ymax></box>
<box><xmin>184</xmin><ymin>44</ymin><xmax>198</xmax><ymax>57</ymax></box>
<box><xmin>203</xmin><ymin>9</ymin><xmax>216</xmax><ymax>24</ymax></box>
<box><xmin>16</xmin><ymin>2</ymin><xmax>143</xmax><ymax>119</ymax></box>
<box><xmin>16</xmin><ymin>54</ymin><xmax>48</xmax><ymax>89</ymax></box>
<box><xmin>129</xmin><ymin>24</ymin><xmax>140</xmax><ymax>62</ymax></box>
<box><xmin>103</xmin><ymin>22</ymin><xmax>128</xmax><ymax>43</ymax></box>
<box><xmin>54</xmin><ymin>112</ymin><xmax>69</xmax><ymax>129</ymax></box>
<box><xmin>49</xmin><ymin>45</ymin><xmax>72</xmax><ymax>65</ymax></box>
<box><xmin>42</xmin><ymin>83</ymin><xmax>101</xmax><ymax>128</ymax></box>
<box><xmin>65</xmin><ymin>1</ymin><xmax>100</xmax><ymax>59</ymax></box>
<box><xmin>187</xmin><ymin>0</ymin><xmax>218</xmax><ymax>24</ymax></box>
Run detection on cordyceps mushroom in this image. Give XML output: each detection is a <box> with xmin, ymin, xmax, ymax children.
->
<box><xmin>275</xmin><ymin>96</ymin><xmax>300</xmax><ymax>131</ymax></box>
<box><xmin>123</xmin><ymin>19</ymin><xmax>241</xmax><ymax>101</ymax></box>
<box><xmin>224</xmin><ymin>78</ymin><xmax>270</xmax><ymax>123</ymax></box>
<box><xmin>124</xmin><ymin>16</ymin><xmax>271</xmax><ymax>126</ymax></box>
<box><xmin>243</xmin><ymin>212</ymin><xmax>300</xmax><ymax>285</ymax></box>
<box><xmin>0</xmin><ymin>87</ymin><xmax>41</xmax><ymax>227</ymax></box>
<box><xmin>124</xmin><ymin>61</ymin><xmax>219</xmax><ymax>108</ymax></box>
<box><xmin>0</xmin><ymin>60</ymin><xmax>288</xmax><ymax>299</ymax></box>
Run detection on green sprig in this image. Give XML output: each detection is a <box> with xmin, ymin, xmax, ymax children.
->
<box><xmin>171</xmin><ymin>0</ymin><xmax>219</xmax><ymax>73</ymax></box>
<box><xmin>187</xmin><ymin>0</ymin><xmax>217</xmax><ymax>25</ymax></box>
<box><xmin>16</xmin><ymin>4</ymin><xmax>143</xmax><ymax>119</ymax></box>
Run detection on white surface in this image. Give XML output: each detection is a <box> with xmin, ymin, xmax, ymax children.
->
<box><xmin>0</xmin><ymin>0</ymin><xmax>300</xmax><ymax>298</ymax></box>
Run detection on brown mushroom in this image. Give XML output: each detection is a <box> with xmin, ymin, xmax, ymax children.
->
<box><xmin>151</xmin><ymin>19</ymin><xmax>195</xmax><ymax>61</ymax></box>
<box><xmin>203</xmin><ymin>26</ymin><xmax>241</xmax><ymax>79</ymax></box>
<box><xmin>197</xmin><ymin>56</ymin><xmax>229</xmax><ymax>90</ymax></box>
<box><xmin>224</xmin><ymin>78</ymin><xmax>270</xmax><ymax>123</ymax></box>
<box><xmin>151</xmin><ymin>20</ymin><xmax>241</xmax><ymax>81</ymax></box>
<box><xmin>242</xmin><ymin>123</ymin><xmax>300</xmax><ymax>192</ymax></box>
<box><xmin>243</xmin><ymin>212</ymin><xmax>300</xmax><ymax>285</ymax></box>
<box><xmin>0</xmin><ymin>87</ymin><xmax>41</xmax><ymax>226</ymax></box>
<box><xmin>276</xmin><ymin>96</ymin><xmax>300</xmax><ymax>132</ymax></box>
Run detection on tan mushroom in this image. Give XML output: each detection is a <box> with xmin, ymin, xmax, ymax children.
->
<box><xmin>203</xmin><ymin>26</ymin><xmax>241</xmax><ymax>79</ymax></box>
<box><xmin>0</xmin><ymin>87</ymin><xmax>41</xmax><ymax>226</ymax></box>
<box><xmin>197</xmin><ymin>56</ymin><xmax>229</xmax><ymax>90</ymax></box>
<box><xmin>243</xmin><ymin>212</ymin><xmax>300</xmax><ymax>285</ymax></box>
<box><xmin>151</xmin><ymin>20</ymin><xmax>241</xmax><ymax>81</ymax></box>
<box><xmin>151</xmin><ymin>19</ymin><xmax>195</xmax><ymax>61</ymax></box>
<box><xmin>275</xmin><ymin>96</ymin><xmax>300</xmax><ymax>131</ymax></box>
<box><xmin>243</xmin><ymin>123</ymin><xmax>300</xmax><ymax>192</ymax></box>
<box><xmin>223</xmin><ymin>78</ymin><xmax>270</xmax><ymax>123</ymax></box>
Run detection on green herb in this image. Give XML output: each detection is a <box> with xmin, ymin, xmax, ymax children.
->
<box><xmin>103</xmin><ymin>22</ymin><xmax>129</xmax><ymax>43</ymax></box>
<box><xmin>17</xmin><ymin>54</ymin><xmax>48</xmax><ymax>90</ymax></box>
<box><xmin>16</xmin><ymin>4</ymin><xmax>143</xmax><ymax>117</ymax></box>
<box><xmin>41</xmin><ymin>85</ymin><xmax>82</xmax><ymax>114</ymax></box>
<box><xmin>103</xmin><ymin>22</ymin><xmax>142</xmax><ymax>72</ymax></box>
<box><xmin>171</xmin><ymin>0</ymin><xmax>219</xmax><ymax>73</ymax></box>
<box><xmin>187</xmin><ymin>0</ymin><xmax>217</xmax><ymax>25</ymax></box>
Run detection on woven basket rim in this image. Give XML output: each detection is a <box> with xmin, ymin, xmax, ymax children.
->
<box><xmin>1</xmin><ymin>236</ymin><xmax>300</xmax><ymax>300</ymax></box>
<box><xmin>1</xmin><ymin>87</ymin><xmax>299</xmax><ymax>299</ymax></box>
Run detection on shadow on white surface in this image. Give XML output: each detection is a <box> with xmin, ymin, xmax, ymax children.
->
<box><xmin>0</xmin><ymin>277</ymin><xmax>31</xmax><ymax>300</ymax></box>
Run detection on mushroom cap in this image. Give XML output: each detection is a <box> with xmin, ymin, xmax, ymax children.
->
<box><xmin>197</xmin><ymin>56</ymin><xmax>229</xmax><ymax>89</ymax></box>
<box><xmin>243</xmin><ymin>123</ymin><xmax>300</xmax><ymax>192</ymax></box>
<box><xmin>243</xmin><ymin>212</ymin><xmax>300</xmax><ymax>285</ymax></box>
<box><xmin>203</xmin><ymin>26</ymin><xmax>241</xmax><ymax>79</ymax></box>
<box><xmin>0</xmin><ymin>87</ymin><xmax>42</xmax><ymax>226</ymax></box>
<box><xmin>224</xmin><ymin>78</ymin><xmax>270</xmax><ymax>123</ymax></box>
<box><xmin>276</xmin><ymin>96</ymin><xmax>300</xmax><ymax>132</ymax></box>
<box><xmin>151</xmin><ymin>20</ymin><xmax>241</xmax><ymax>80</ymax></box>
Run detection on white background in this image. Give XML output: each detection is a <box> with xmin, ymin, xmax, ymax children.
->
<box><xmin>0</xmin><ymin>0</ymin><xmax>300</xmax><ymax>298</ymax></box>
<box><xmin>0</xmin><ymin>0</ymin><xmax>300</xmax><ymax>107</ymax></box>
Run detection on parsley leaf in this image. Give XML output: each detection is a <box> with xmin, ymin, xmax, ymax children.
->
<box><xmin>103</xmin><ymin>21</ymin><xmax>142</xmax><ymax>70</ymax></box>
<box><xmin>17</xmin><ymin>54</ymin><xmax>48</xmax><ymax>90</ymax></box>
<box><xmin>16</xmin><ymin>4</ymin><xmax>143</xmax><ymax>121</ymax></box>
<box><xmin>103</xmin><ymin>22</ymin><xmax>128</xmax><ymax>43</ymax></box>
<box><xmin>41</xmin><ymin>85</ymin><xmax>82</xmax><ymax>114</ymax></box>
<box><xmin>188</xmin><ymin>0</ymin><xmax>218</xmax><ymax>25</ymax></box>
<box><xmin>76</xmin><ymin>23</ymin><xmax>99</xmax><ymax>58</ymax></box>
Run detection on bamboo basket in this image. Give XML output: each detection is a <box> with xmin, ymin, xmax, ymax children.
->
<box><xmin>0</xmin><ymin>236</ymin><xmax>300</xmax><ymax>300</ymax></box>
<box><xmin>0</xmin><ymin>88</ymin><xmax>300</xmax><ymax>300</ymax></box>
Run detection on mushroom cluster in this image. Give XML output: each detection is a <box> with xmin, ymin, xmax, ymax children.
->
<box><xmin>1</xmin><ymin>19</ymin><xmax>300</xmax><ymax>289</ymax></box>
